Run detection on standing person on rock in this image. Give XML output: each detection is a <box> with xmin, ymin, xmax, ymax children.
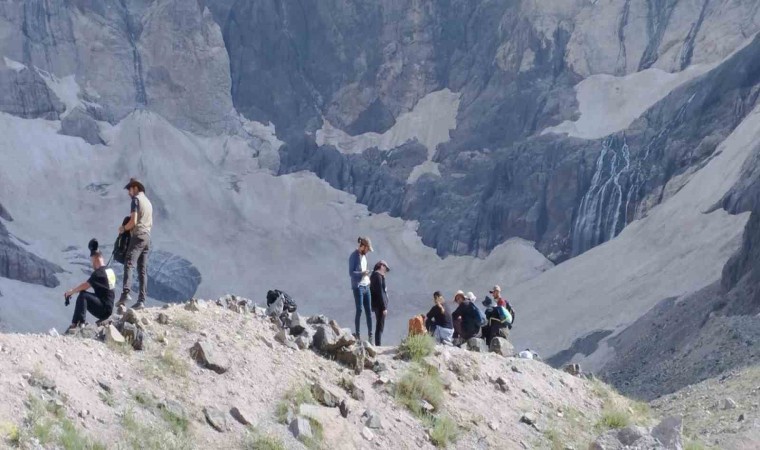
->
<box><xmin>63</xmin><ymin>241</ymin><xmax>117</xmax><ymax>332</ymax></box>
<box><xmin>117</xmin><ymin>178</ymin><xmax>153</xmax><ymax>310</ymax></box>
<box><xmin>348</xmin><ymin>236</ymin><xmax>373</xmax><ymax>341</ymax></box>
<box><xmin>370</xmin><ymin>260</ymin><xmax>390</xmax><ymax>346</ymax></box>
<box><xmin>490</xmin><ymin>285</ymin><xmax>515</xmax><ymax>329</ymax></box>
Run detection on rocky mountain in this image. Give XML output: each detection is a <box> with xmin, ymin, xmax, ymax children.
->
<box><xmin>1</xmin><ymin>0</ymin><xmax>760</xmax><ymax>413</ymax></box>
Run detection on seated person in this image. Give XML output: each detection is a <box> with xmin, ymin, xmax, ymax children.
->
<box><xmin>425</xmin><ymin>291</ymin><xmax>454</xmax><ymax>344</ymax></box>
<box><xmin>63</xmin><ymin>241</ymin><xmax>117</xmax><ymax>332</ymax></box>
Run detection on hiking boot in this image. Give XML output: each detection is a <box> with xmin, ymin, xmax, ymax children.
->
<box><xmin>131</xmin><ymin>301</ymin><xmax>146</xmax><ymax>311</ymax></box>
<box><xmin>353</xmin><ymin>332</ymin><xmax>360</xmax><ymax>340</ymax></box>
<box><xmin>368</xmin><ymin>333</ymin><xmax>373</xmax><ymax>343</ymax></box>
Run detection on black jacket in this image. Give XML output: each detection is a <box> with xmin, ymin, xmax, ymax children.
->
<box><xmin>452</xmin><ymin>301</ymin><xmax>481</xmax><ymax>335</ymax></box>
<box><xmin>370</xmin><ymin>271</ymin><xmax>388</xmax><ymax>310</ymax></box>
<box><xmin>426</xmin><ymin>303</ymin><xmax>453</xmax><ymax>329</ymax></box>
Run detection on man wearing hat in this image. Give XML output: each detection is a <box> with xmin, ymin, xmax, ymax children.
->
<box><xmin>489</xmin><ymin>285</ymin><xmax>515</xmax><ymax>328</ymax></box>
<box><xmin>63</xmin><ymin>239</ymin><xmax>117</xmax><ymax>332</ymax></box>
<box><xmin>370</xmin><ymin>260</ymin><xmax>390</xmax><ymax>346</ymax></box>
<box><xmin>451</xmin><ymin>290</ymin><xmax>482</xmax><ymax>341</ymax></box>
<box><xmin>348</xmin><ymin>236</ymin><xmax>373</xmax><ymax>340</ymax></box>
<box><xmin>117</xmin><ymin>178</ymin><xmax>153</xmax><ymax>310</ymax></box>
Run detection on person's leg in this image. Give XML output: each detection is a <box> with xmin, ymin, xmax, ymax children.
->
<box><xmin>440</xmin><ymin>327</ymin><xmax>454</xmax><ymax>345</ymax></box>
<box><xmin>453</xmin><ymin>318</ymin><xmax>462</xmax><ymax>338</ymax></box>
<box><xmin>353</xmin><ymin>287</ymin><xmax>361</xmax><ymax>337</ymax></box>
<box><xmin>85</xmin><ymin>295</ymin><xmax>112</xmax><ymax>322</ymax></box>
<box><xmin>136</xmin><ymin>234</ymin><xmax>150</xmax><ymax>304</ymax></box>
<box><xmin>361</xmin><ymin>286</ymin><xmax>373</xmax><ymax>339</ymax></box>
<box><xmin>374</xmin><ymin>309</ymin><xmax>385</xmax><ymax>346</ymax></box>
<box><xmin>71</xmin><ymin>292</ymin><xmax>92</xmax><ymax>325</ymax></box>
<box><xmin>120</xmin><ymin>233</ymin><xmax>147</xmax><ymax>304</ymax></box>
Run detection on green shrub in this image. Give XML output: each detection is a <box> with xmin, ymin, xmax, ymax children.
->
<box><xmin>275</xmin><ymin>385</ymin><xmax>315</xmax><ymax>424</ymax></box>
<box><xmin>395</xmin><ymin>364</ymin><xmax>444</xmax><ymax>417</ymax></box>
<box><xmin>398</xmin><ymin>334</ymin><xmax>436</xmax><ymax>362</ymax></box>
<box><xmin>596</xmin><ymin>408</ymin><xmax>631</xmax><ymax>430</ymax></box>
<box><xmin>120</xmin><ymin>409</ymin><xmax>191</xmax><ymax>450</ymax></box>
<box><xmin>429</xmin><ymin>415</ymin><xmax>458</xmax><ymax>448</ymax></box>
<box><xmin>243</xmin><ymin>429</ymin><xmax>286</xmax><ymax>450</ymax></box>
<box><xmin>18</xmin><ymin>395</ymin><xmax>104</xmax><ymax>450</ymax></box>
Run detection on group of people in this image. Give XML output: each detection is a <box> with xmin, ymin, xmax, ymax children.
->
<box><xmin>348</xmin><ymin>236</ymin><xmax>516</xmax><ymax>347</ymax></box>
<box><xmin>62</xmin><ymin>179</ymin><xmax>153</xmax><ymax>332</ymax></box>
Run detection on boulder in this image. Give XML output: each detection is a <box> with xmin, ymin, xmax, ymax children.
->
<box><xmin>467</xmin><ymin>337</ymin><xmax>488</xmax><ymax>353</ymax></box>
<box><xmin>190</xmin><ymin>341</ymin><xmax>230</xmax><ymax>374</ymax></box>
<box><xmin>563</xmin><ymin>363</ymin><xmax>582</xmax><ymax>376</ymax></box>
<box><xmin>363</xmin><ymin>410</ymin><xmax>383</xmax><ymax>429</ymax></box>
<box><xmin>651</xmin><ymin>416</ymin><xmax>683</xmax><ymax>449</ymax></box>
<box><xmin>312</xmin><ymin>382</ymin><xmax>344</xmax><ymax>408</ymax></box>
<box><xmin>157</xmin><ymin>313</ymin><xmax>169</xmax><ymax>325</ymax></box>
<box><xmin>335</xmin><ymin>346</ymin><xmax>366</xmax><ymax>373</ymax></box>
<box><xmin>329</xmin><ymin>320</ymin><xmax>343</xmax><ymax>335</ymax></box>
<box><xmin>106</xmin><ymin>325</ymin><xmax>125</xmax><ymax>345</ymax></box>
<box><xmin>289</xmin><ymin>313</ymin><xmax>309</xmax><ymax>336</ymax></box>
<box><xmin>313</xmin><ymin>325</ymin><xmax>339</xmax><ymax>352</ymax></box>
<box><xmin>362</xmin><ymin>341</ymin><xmax>377</xmax><ymax>357</ymax></box>
<box><xmin>295</xmin><ymin>336</ymin><xmax>311</xmax><ymax>350</ymax></box>
<box><xmin>617</xmin><ymin>426</ymin><xmax>647</xmax><ymax>446</ymax></box>
<box><xmin>362</xmin><ymin>427</ymin><xmax>374</xmax><ymax>441</ymax></box>
<box><xmin>489</xmin><ymin>337</ymin><xmax>513</xmax><ymax>356</ymax></box>
<box><xmin>204</xmin><ymin>406</ymin><xmax>229</xmax><ymax>432</ymax></box>
<box><xmin>307</xmin><ymin>315</ymin><xmax>328</xmax><ymax>325</ymax></box>
<box><xmin>335</xmin><ymin>329</ymin><xmax>357</xmax><ymax>348</ymax></box>
<box><xmin>289</xmin><ymin>417</ymin><xmax>313</xmax><ymax>440</ymax></box>
<box><xmin>274</xmin><ymin>329</ymin><xmax>290</xmax><ymax>345</ymax></box>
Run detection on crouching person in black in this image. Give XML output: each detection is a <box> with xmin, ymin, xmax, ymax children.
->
<box><xmin>63</xmin><ymin>241</ymin><xmax>117</xmax><ymax>332</ymax></box>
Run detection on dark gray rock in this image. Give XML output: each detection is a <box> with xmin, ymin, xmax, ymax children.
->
<box><xmin>288</xmin><ymin>313</ymin><xmax>309</xmax><ymax>336</ymax></box>
<box><xmin>0</xmin><ymin>61</ymin><xmax>64</xmax><ymax>119</ymax></box>
<box><xmin>312</xmin><ymin>325</ymin><xmax>339</xmax><ymax>352</ymax></box>
<box><xmin>229</xmin><ymin>406</ymin><xmax>255</xmax><ymax>426</ymax></box>
<box><xmin>59</xmin><ymin>107</ymin><xmax>104</xmax><ymax>144</ymax></box>
<box><xmin>0</xmin><ymin>220</ymin><xmax>63</xmax><ymax>287</ymax></box>
<box><xmin>190</xmin><ymin>341</ymin><xmax>229</xmax><ymax>374</ymax></box>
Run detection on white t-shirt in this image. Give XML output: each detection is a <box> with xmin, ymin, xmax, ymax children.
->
<box><xmin>359</xmin><ymin>254</ymin><xmax>370</xmax><ymax>286</ymax></box>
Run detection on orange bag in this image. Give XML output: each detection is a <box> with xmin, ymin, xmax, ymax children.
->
<box><xmin>408</xmin><ymin>315</ymin><xmax>426</xmax><ymax>336</ymax></box>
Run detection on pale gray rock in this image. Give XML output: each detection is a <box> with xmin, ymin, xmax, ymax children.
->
<box><xmin>190</xmin><ymin>341</ymin><xmax>229</xmax><ymax>374</ymax></box>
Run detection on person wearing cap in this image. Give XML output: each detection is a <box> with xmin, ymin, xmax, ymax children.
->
<box><xmin>451</xmin><ymin>290</ymin><xmax>481</xmax><ymax>341</ymax></box>
<box><xmin>370</xmin><ymin>260</ymin><xmax>390</xmax><ymax>346</ymax></box>
<box><xmin>348</xmin><ymin>236</ymin><xmax>374</xmax><ymax>340</ymax></box>
<box><xmin>482</xmin><ymin>294</ymin><xmax>512</xmax><ymax>345</ymax></box>
<box><xmin>425</xmin><ymin>291</ymin><xmax>454</xmax><ymax>345</ymax></box>
<box><xmin>62</xmin><ymin>241</ymin><xmax>117</xmax><ymax>333</ymax></box>
<box><xmin>490</xmin><ymin>285</ymin><xmax>515</xmax><ymax>328</ymax></box>
<box><xmin>117</xmin><ymin>178</ymin><xmax>153</xmax><ymax>310</ymax></box>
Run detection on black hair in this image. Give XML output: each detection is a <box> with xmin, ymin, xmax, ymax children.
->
<box><xmin>433</xmin><ymin>291</ymin><xmax>442</xmax><ymax>298</ymax></box>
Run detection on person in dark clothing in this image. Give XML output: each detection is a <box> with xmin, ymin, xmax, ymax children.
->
<box><xmin>118</xmin><ymin>178</ymin><xmax>153</xmax><ymax>310</ymax></box>
<box><xmin>490</xmin><ymin>285</ymin><xmax>515</xmax><ymax>328</ymax></box>
<box><xmin>451</xmin><ymin>290</ymin><xmax>481</xmax><ymax>340</ymax></box>
<box><xmin>481</xmin><ymin>296</ymin><xmax>509</xmax><ymax>345</ymax></box>
<box><xmin>348</xmin><ymin>236</ymin><xmax>373</xmax><ymax>340</ymax></box>
<box><xmin>370</xmin><ymin>260</ymin><xmax>390</xmax><ymax>346</ymax></box>
<box><xmin>63</xmin><ymin>244</ymin><xmax>117</xmax><ymax>333</ymax></box>
<box><xmin>426</xmin><ymin>291</ymin><xmax>453</xmax><ymax>344</ymax></box>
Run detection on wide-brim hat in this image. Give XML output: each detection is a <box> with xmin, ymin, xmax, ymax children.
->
<box><xmin>358</xmin><ymin>236</ymin><xmax>373</xmax><ymax>252</ymax></box>
<box><xmin>376</xmin><ymin>260</ymin><xmax>390</xmax><ymax>271</ymax></box>
<box><xmin>454</xmin><ymin>290</ymin><xmax>465</xmax><ymax>301</ymax></box>
<box><xmin>124</xmin><ymin>178</ymin><xmax>145</xmax><ymax>192</ymax></box>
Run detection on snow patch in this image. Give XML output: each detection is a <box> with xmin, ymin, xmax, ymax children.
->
<box><xmin>316</xmin><ymin>89</ymin><xmax>460</xmax><ymax>179</ymax></box>
<box><xmin>36</xmin><ymin>71</ymin><xmax>97</xmax><ymax>118</ymax></box>
<box><xmin>2</xmin><ymin>56</ymin><xmax>26</xmax><ymax>72</ymax></box>
<box><xmin>407</xmin><ymin>161</ymin><xmax>441</xmax><ymax>184</ymax></box>
<box><xmin>543</xmin><ymin>65</ymin><xmax>710</xmax><ymax>139</ymax></box>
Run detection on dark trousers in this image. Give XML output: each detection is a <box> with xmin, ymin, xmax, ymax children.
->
<box><xmin>373</xmin><ymin>308</ymin><xmax>385</xmax><ymax>346</ymax></box>
<box><xmin>122</xmin><ymin>231</ymin><xmax>150</xmax><ymax>302</ymax></box>
<box><xmin>453</xmin><ymin>318</ymin><xmax>479</xmax><ymax>340</ymax></box>
<box><xmin>72</xmin><ymin>291</ymin><xmax>112</xmax><ymax>325</ymax></box>
<box><xmin>352</xmin><ymin>285</ymin><xmax>372</xmax><ymax>337</ymax></box>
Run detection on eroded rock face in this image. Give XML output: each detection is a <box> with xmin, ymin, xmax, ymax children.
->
<box><xmin>0</xmin><ymin>59</ymin><xmax>64</xmax><ymax>119</ymax></box>
<box><xmin>0</xmin><ymin>220</ymin><xmax>62</xmax><ymax>288</ymax></box>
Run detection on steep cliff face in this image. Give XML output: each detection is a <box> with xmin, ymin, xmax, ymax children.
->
<box><xmin>210</xmin><ymin>0</ymin><xmax>760</xmax><ymax>260</ymax></box>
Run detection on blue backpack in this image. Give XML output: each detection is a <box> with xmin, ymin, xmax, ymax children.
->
<box><xmin>471</xmin><ymin>302</ymin><xmax>487</xmax><ymax>327</ymax></box>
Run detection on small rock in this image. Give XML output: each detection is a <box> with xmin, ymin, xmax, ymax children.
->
<box><xmin>340</xmin><ymin>399</ymin><xmax>350</xmax><ymax>418</ymax></box>
<box><xmin>312</xmin><ymin>382</ymin><xmax>344</xmax><ymax>408</ymax></box>
<box><xmin>420</xmin><ymin>400</ymin><xmax>435</xmax><ymax>413</ymax></box>
<box><xmin>230</xmin><ymin>406</ymin><xmax>255</xmax><ymax>426</ymax></box>
<box><xmin>79</xmin><ymin>409</ymin><xmax>89</xmax><ymax>419</ymax></box>
<box><xmin>616</xmin><ymin>426</ymin><xmax>646</xmax><ymax>446</ymax></box>
<box><xmin>363</xmin><ymin>341</ymin><xmax>378</xmax><ymax>358</ymax></box>
<box><xmin>722</xmin><ymin>398</ymin><xmax>738</xmax><ymax>410</ymax></box>
<box><xmin>307</xmin><ymin>314</ymin><xmax>328</xmax><ymax>325</ymax></box>
<box><xmin>157</xmin><ymin>313</ymin><xmax>169</xmax><ymax>325</ymax></box>
<box><xmin>739</xmin><ymin>413</ymin><xmax>745</xmax><ymax>422</ymax></box>
<box><xmin>511</xmin><ymin>366</ymin><xmax>522</xmax><ymax>374</ymax></box>
<box><xmin>489</xmin><ymin>337</ymin><xmax>514</xmax><ymax>357</ymax></box>
<box><xmin>98</xmin><ymin>380</ymin><xmax>112</xmax><ymax>392</ymax></box>
<box><xmin>289</xmin><ymin>417</ymin><xmax>313</xmax><ymax>440</ymax></box>
<box><xmin>466</xmin><ymin>337</ymin><xmax>488</xmax><ymax>353</ymax></box>
<box><xmin>495</xmin><ymin>376</ymin><xmax>509</xmax><ymax>392</ymax></box>
<box><xmin>651</xmin><ymin>416</ymin><xmax>683</xmax><ymax>449</ymax></box>
<box><xmin>295</xmin><ymin>336</ymin><xmax>310</xmax><ymax>350</ymax></box>
<box><xmin>190</xmin><ymin>341</ymin><xmax>230</xmax><ymax>374</ymax></box>
<box><xmin>116</xmin><ymin>304</ymin><xmax>127</xmax><ymax>315</ymax></box>
<box><xmin>123</xmin><ymin>308</ymin><xmax>138</xmax><ymax>324</ymax></box>
<box><xmin>204</xmin><ymin>406</ymin><xmax>230</xmax><ymax>432</ymax></box>
<box><xmin>313</xmin><ymin>325</ymin><xmax>339</xmax><ymax>352</ymax></box>
<box><xmin>141</xmin><ymin>317</ymin><xmax>149</xmax><ymax>326</ymax></box>
<box><xmin>329</xmin><ymin>319</ymin><xmax>342</xmax><ymax>335</ymax></box>
<box><xmin>519</xmin><ymin>413</ymin><xmax>538</xmax><ymax>429</ymax></box>
<box><xmin>288</xmin><ymin>313</ymin><xmax>309</xmax><ymax>336</ymax></box>
<box><xmin>275</xmin><ymin>329</ymin><xmax>289</xmax><ymax>345</ymax></box>
<box><xmin>105</xmin><ymin>325</ymin><xmax>125</xmax><ymax>345</ymax></box>
<box><xmin>364</xmin><ymin>410</ymin><xmax>383</xmax><ymax>429</ymax></box>
<box><xmin>48</xmin><ymin>328</ymin><xmax>60</xmax><ymax>337</ymax></box>
<box><xmin>488</xmin><ymin>420</ymin><xmax>499</xmax><ymax>431</ymax></box>
<box><xmin>362</xmin><ymin>427</ymin><xmax>374</xmax><ymax>441</ymax></box>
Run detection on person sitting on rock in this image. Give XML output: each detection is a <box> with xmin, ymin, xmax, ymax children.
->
<box><xmin>63</xmin><ymin>240</ymin><xmax>117</xmax><ymax>333</ymax></box>
<box><xmin>490</xmin><ymin>285</ymin><xmax>515</xmax><ymax>329</ymax></box>
<box><xmin>425</xmin><ymin>291</ymin><xmax>453</xmax><ymax>345</ymax></box>
<box><xmin>370</xmin><ymin>260</ymin><xmax>390</xmax><ymax>346</ymax></box>
<box><xmin>452</xmin><ymin>290</ymin><xmax>481</xmax><ymax>342</ymax></box>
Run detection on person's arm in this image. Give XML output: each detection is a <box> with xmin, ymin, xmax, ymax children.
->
<box><xmin>119</xmin><ymin>197</ymin><xmax>139</xmax><ymax>233</ymax></box>
<box><xmin>382</xmin><ymin>276</ymin><xmax>389</xmax><ymax>310</ymax></box>
<box><xmin>426</xmin><ymin>305</ymin><xmax>438</xmax><ymax>320</ymax></box>
<box><xmin>64</xmin><ymin>281</ymin><xmax>91</xmax><ymax>299</ymax></box>
<box><xmin>349</xmin><ymin>252</ymin><xmax>363</xmax><ymax>277</ymax></box>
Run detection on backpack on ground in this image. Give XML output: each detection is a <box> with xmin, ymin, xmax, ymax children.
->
<box><xmin>408</xmin><ymin>315</ymin><xmax>426</xmax><ymax>337</ymax></box>
<box><xmin>267</xmin><ymin>289</ymin><xmax>297</xmax><ymax>313</ymax></box>
<box><xmin>112</xmin><ymin>216</ymin><xmax>131</xmax><ymax>264</ymax></box>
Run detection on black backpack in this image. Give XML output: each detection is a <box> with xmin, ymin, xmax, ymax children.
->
<box><xmin>266</xmin><ymin>289</ymin><xmax>297</xmax><ymax>313</ymax></box>
<box><xmin>112</xmin><ymin>216</ymin><xmax>131</xmax><ymax>264</ymax></box>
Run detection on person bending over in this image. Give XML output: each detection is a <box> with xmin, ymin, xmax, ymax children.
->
<box><xmin>63</xmin><ymin>242</ymin><xmax>117</xmax><ymax>332</ymax></box>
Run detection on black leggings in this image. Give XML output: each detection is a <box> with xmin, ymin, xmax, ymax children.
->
<box><xmin>374</xmin><ymin>309</ymin><xmax>385</xmax><ymax>346</ymax></box>
<box><xmin>72</xmin><ymin>292</ymin><xmax>113</xmax><ymax>325</ymax></box>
